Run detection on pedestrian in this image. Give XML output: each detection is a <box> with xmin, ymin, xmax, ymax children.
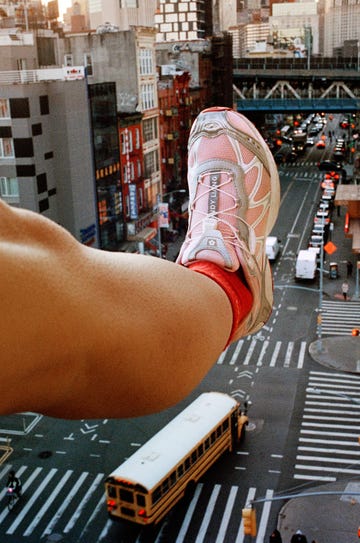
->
<box><xmin>347</xmin><ymin>260</ymin><xmax>353</xmax><ymax>277</ymax></box>
<box><xmin>291</xmin><ymin>530</ymin><xmax>308</xmax><ymax>543</ymax></box>
<box><xmin>342</xmin><ymin>280</ymin><xmax>349</xmax><ymax>300</ymax></box>
<box><xmin>269</xmin><ymin>528</ymin><xmax>282</xmax><ymax>543</ymax></box>
<box><xmin>0</xmin><ymin>106</ymin><xmax>280</xmax><ymax>419</ymax></box>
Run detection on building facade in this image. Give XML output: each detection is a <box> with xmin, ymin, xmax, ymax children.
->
<box><xmin>0</xmin><ymin>70</ymin><xmax>98</xmax><ymax>246</ymax></box>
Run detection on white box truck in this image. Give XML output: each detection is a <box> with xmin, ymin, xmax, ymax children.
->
<box><xmin>266</xmin><ymin>236</ymin><xmax>280</xmax><ymax>261</ymax></box>
<box><xmin>295</xmin><ymin>249</ymin><xmax>317</xmax><ymax>280</ymax></box>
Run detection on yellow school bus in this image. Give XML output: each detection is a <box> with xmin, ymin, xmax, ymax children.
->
<box><xmin>105</xmin><ymin>391</ymin><xmax>249</xmax><ymax>525</ymax></box>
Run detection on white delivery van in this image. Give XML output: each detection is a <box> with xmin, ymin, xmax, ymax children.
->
<box><xmin>266</xmin><ymin>236</ymin><xmax>280</xmax><ymax>261</ymax></box>
<box><xmin>295</xmin><ymin>249</ymin><xmax>317</xmax><ymax>280</ymax></box>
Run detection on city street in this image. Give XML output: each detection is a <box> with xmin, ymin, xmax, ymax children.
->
<box><xmin>1</xmin><ymin>114</ymin><xmax>360</xmax><ymax>542</ymax></box>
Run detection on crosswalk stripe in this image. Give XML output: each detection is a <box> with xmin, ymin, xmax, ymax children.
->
<box><xmin>175</xmin><ymin>483</ymin><xmax>203</xmax><ymax>543</ymax></box>
<box><xmin>41</xmin><ymin>471</ymin><xmax>89</xmax><ymax>537</ymax></box>
<box><xmin>23</xmin><ymin>470</ymin><xmax>72</xmax><ymax>536</ymax></box>
<box><xmin>63</xmin><ymin>472</ymin><xmax>104</xmax><ymax>533</ymax></box>
<box><xmin>0</xmin><ymin>466</ymin><xmax>41</xmax><ymax>525</ymax></box>
<box><xmin>215</xmin><ymin>486</ymin><xmax>238</xmax><ymax>543</ymax></box>
<box><xmin>256</xmin><ymin>489</ymin><xmax>274</xmax><ymax>543</ymax></box>
<box><xmin>7</xmin><ymin>468</ymin><xmax>57</xmax><ymax>535</ymax></box>
<box><xmin>270</xmin><ymin>341</ymin><xmax>281</xmax><ymax>367</ymax></box>
<box><xmin>235</xmin><ymin>486</ymin><xmax>256</xmax><ymax>543</ymax></box>
<box><xmin>195</xmin><ymin>484</ymin><xmax>221</xmax><ymax>543</ymax></box>
<box><xmin>218</xmin><ymin>339</ymin><xmax>308</xmax><ymax>368</ymax></box>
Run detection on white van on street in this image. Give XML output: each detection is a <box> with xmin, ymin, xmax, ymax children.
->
<box><xmin>266</xmin><ymin>236</ymin><xmax>280</xmax><ymax>261</ymax></box>
<box><xmin>295</xmin><ymin>249</ymin><xmax>317</xmax><ymax>280</ymax></box>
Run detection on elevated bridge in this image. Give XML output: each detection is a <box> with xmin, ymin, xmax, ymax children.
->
<box><xmin>233</xmin><ymin>57</ymin><xmax>360</xmax><ymax>112</ymax></box>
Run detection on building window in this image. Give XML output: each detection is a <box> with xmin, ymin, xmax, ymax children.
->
<box><xmin>121</xmin><ymin>129</ymin><xmax>133</xmax><ymax>155</ymax></box>
<box><xmin>135</xmin><ymin>128</ymin><xmax>140</xmax><ymax>149</ymax></box>
<box><xmin>0</xmin><ymin>138</ymin><xmax>14</xmax><ymax>158</ymax></box>
<box><xmin>64</xmin><ymin>54</ymin><xmax>73</xmax><ymax>66</ymax></box>
<box><xmin>40</xmin><ymin>95</ymin><xmax>49</xmax><ymax>115</ymax></box>
<box><xmin>0</xmin><ymin>177</ymin><xmax>19</xmax><ymax>197</ymax></box>
<box><xmin>37</xmin><ymin>173</ymin><xmax>47</xmax><ymax>194</ymax></box>
<box><xmin>144</xmin><ymin>150</ymin><xmax>159</xmax><ymax>178</ymax></box>
<box><xmin>84</xmin><ymin>53</ymin><xmax>93</xmax><ymax>76</ymax></box>
<box><xmin>119</xmin><ymin>0</ymin><xmax>138</xmax><ymax>7</ymax></box>
<box><xmin>32</xmin><ymin>123</ymin><xmax>42</xmax><ymax>136</ymax></box>
<box><xmin>139</xmin><ymin>49</ymin><xmax>153</xmax><ymax>75</ymax></box>
<box><xmin>9</xmin><ymin>97</ymin><xmax>30</xmax><ymax>118</ymax></box>
<box><xmin>143</xmin><ymin>118</ymin><xmax>158</xmax><ymax>143</ymax></box>
<box><xmin>0</xmin><ymin>99</ymin><xmax>10</xmax><ymax>118</ymax></box>
<box><xmin>14</xmin><ymin>138</ymin><xmax>34</xmax><ymax>158</ymax></box>
<box><xmin>140</xmin><ymin>83</ymin><xmax>156</xmax><ymax>110</ymax></box>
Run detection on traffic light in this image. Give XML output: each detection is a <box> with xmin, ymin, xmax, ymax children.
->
<box><xmin>242</xmin><ymin>507</ymin><xmax>257</xmax><ymax>536</ymax></box>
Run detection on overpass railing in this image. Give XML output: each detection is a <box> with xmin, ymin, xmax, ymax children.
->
<box><xmin>233</xmin><ymin>56</ymin><xmax>360</xmax><ymax>72</ymax></box>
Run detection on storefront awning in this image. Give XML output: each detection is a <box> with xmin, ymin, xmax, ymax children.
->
<box><xmin>127</xmin><ymin>227</ymin><xmax>157</xmax><ymax>243</ymax></box>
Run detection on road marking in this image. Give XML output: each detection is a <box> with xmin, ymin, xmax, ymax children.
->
<box><xmin>243</xmin><ymin>339</ymin><xmax>257</xmax><ymax>365</ymax></box>
<box><xmin>256</xmin><ymin>489</ymin><xmax>274</xmax><ymax>543</ymax></box>
<box><xmin>42</xmin><ymin>471</ymin><xmax>89</xmax><ymax>536</ymax></box>
<box><xmin>64</xmin><ymin>472</ymin><xmax>104</xmax><ymax>533</ymax></box>
<box><xmin>269</xmin><ymin>341</ymin><xmax>281</xmax><ymax>367</ymax></box>
<box><xmin>195</xmin><ymin>485</ymin><xmax>221</xmax><ymax>543</ymax></box>
<box><xmin>175</xmin><ymin>483</ymin><xmax>203</xmax><ymax>543</ymax></box>
<box><xmin>23</xmin><ymin>470</ymin><xmax>73</xmax><ymax>536</ymax></box>
<box><xmin>298</xmin><ymin>341</ymin><xmax>306</xmax><ymax>368</ymax></box>
<box><xmin>215</xmin><ymin>486</ymin><xmax>238</xmax><ymax>543</ymax></box>
<box><xmin>235</xmin><ymin>487</ymin><xmax>256</xmax><ymax>543</ymax></box>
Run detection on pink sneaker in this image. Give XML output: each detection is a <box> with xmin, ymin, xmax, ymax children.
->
<box><xmin>177</xmin><ymin>107</ymin><xmax>280</xmax><ymax>338</ymax></box>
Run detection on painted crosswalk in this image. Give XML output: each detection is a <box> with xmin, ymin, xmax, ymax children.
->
<box><xmin>218</xmin><ymin>338</ymin><xmax>307</xmax><ymax>369</ymax></box>
<box><xmin>173</xmin><ymin>484</ymin><xmax>274</xmax><ymax>543</ymax></box>
<box><xmin>0</xmin><ymin>462</ymin><xmax>275</xmax><ymax>543</ymax></box>
<box><xmin>294</xmin><ymin>370</ymin><xmax>360</xmax><ymax>482</ymax></box>
<box><xmin>321</xmin><ymin>300</ymin><xmax>360</xmax><ymax>335</ymax></box>
<box><xmin>0</xmin><ymin>464</ymin><xmax>105</xmax><ymax>541</ymax></box>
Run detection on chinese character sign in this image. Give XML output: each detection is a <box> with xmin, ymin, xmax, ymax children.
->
<box><xmin>158</xmin><ymin>202</ymin><xmax>169</xmax><ymax>228</ymax></box>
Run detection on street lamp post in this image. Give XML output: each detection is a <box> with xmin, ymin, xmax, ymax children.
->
<box><xmin>156</xmin><ymin>189</ymin><xmax>186</xmax><ymax>259</ymax></box>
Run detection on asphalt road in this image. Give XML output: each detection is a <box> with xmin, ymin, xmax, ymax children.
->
<box><xmin>0</xmin><ymin>113</ymin><xmax>359</xmax><ymax>542</ymax></box>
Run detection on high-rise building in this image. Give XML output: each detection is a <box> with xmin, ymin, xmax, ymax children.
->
<box><xmin>88</xmin><ymin>0</ymin><xmax>157</xmax><ymax>31</ymax></box>
<box><xmin>155</xmin><ymin>0</ymin><xmax>213</xmax><ymax>41</ymax></box>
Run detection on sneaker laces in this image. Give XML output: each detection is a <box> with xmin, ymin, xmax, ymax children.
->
<box><xmin>188</xmin><ymin>173</ymin><xmax>257</xmax><ymax>256</ymax></box>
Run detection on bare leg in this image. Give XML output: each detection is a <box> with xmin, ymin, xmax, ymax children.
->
<box><xmin>0</xmin><ymin>200</ymin><xmax>232</xmax><ymax>418</ymax></box>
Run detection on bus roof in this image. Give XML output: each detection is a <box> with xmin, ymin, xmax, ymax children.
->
<box><xmin>107</xmin><ymin>392</ymin><xmax>238</xmax><ymax>491</ymax></box>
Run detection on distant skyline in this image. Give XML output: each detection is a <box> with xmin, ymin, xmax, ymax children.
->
<box><xmin>45</xmin><ymin>0</ymin><xmax>72</xmax><ymax>19</ymax></box>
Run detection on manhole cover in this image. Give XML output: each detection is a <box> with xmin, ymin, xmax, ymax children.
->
<box><xmin>38</xmin><ymin>450</ymin><xmax>52</xmax><ymax>459</ymax></box>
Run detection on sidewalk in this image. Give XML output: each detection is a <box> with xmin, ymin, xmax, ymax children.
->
<box><xmin>277</xmin><ymin>480</ymin><xmax>360</xmax><ymax>543</ymax></box>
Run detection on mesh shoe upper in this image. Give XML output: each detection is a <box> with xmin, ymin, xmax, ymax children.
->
<box><xmin>177</xmin><ymin>107</ymin><xmax>280</xmax><ymax>338</ymax></box>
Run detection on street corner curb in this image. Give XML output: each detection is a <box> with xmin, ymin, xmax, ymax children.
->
<box><xmin>309</xmin><ymin>337</ymin><xmax>360</xmax><ymax>373</ymax></box>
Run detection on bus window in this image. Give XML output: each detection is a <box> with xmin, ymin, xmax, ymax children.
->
<box><xmin>210</xmin><ymin>431</ymin><xmax>216</xmax><ymax>444</ymax></box>
<box><xmin>204</xmin><ymin>437</ymin><xmax>210</xmax><ymax>450</ymax></box>
<box><xmin>184</xmin><ymin>457</ymin><xmax>191</xmax><ymax>471</ymax></box>
<box><xmin>108</xmin><ymin>485</ymin><xmax>117</xmax><ymax>498</ymax></box>
<box><xmin>152</xmin><ymin>487</ymin><xmax>161</xmax><ymax>505</ymax></box>
<box><xmin>136</xmin><ymin>494</ymin><xmax>146</xmax><ymax>506</ymax></box>
<box><xmin>198</xmin><ymin>443</ymin><xmax>204</xmax><ymax>457</ymax></box>
<box><xmin>120</xmin><ymin>488</ymin><xmax>134</xmax><ymax>503</ymax></box>
<box><xmin>162</xmin><ymin>479</ymin><xmax>169</xmax><ymax>493</ymax></box>
<box><xmin>169</xmin><ymin>471</ymin><xmax>176</xmax><ymax>486</ymax></box>
<box><xmin>191</xmin><ymin>450</ymin><xmax>197</xmax><ymax>464</ymax></box>
<box><xmin>222</xmin><ymin>419</ymin><xmax>229</xmax><ymax>432</ymax></box>
<box><xmin>177</xmin><ymin>464</ymin><xmax>184</xmax><ymax>478</ymax></box>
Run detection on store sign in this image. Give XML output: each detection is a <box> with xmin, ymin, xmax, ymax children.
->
<box><xmin>129</xmin><ymin>184</ymin><xmax>138</xmax><ymax>220</ymax></box>
<box><xmin>158</xmin><ymin>202</ymin><xmax>169</xmax><ymax>228</ymax></box>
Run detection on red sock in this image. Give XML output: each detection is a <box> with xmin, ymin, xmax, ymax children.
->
<box><xmin>188</xmin><ymin>261</ymin><xmax>253</xmax><ymax>348</ymax></box>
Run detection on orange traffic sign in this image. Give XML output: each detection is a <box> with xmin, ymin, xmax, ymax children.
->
<box><xmin>324</xmin><ymin>241</ymin><xmax>337</xmax><ymax>254</ymax></box>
